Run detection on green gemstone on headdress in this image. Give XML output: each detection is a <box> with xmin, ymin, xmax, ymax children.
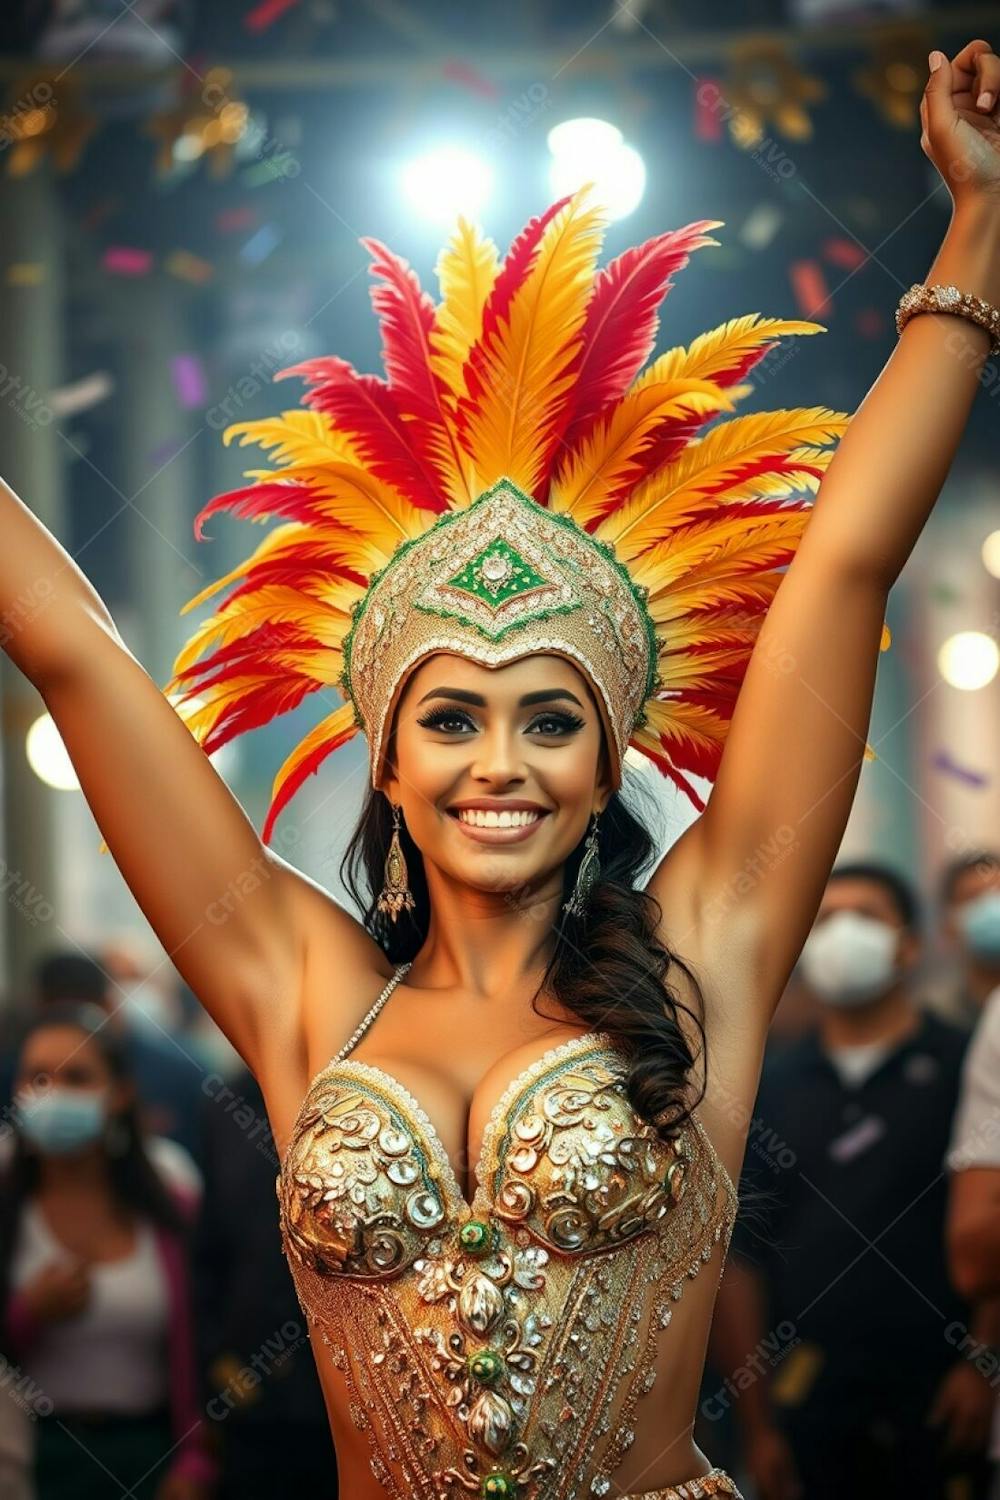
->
<box><xmin>447</xmin><ymin>538</ymin><xmax>549</xmax><ymax>608</ymax></box>
<box><xmin>481</xmin><ymin>1472</ymin><xmax>516</xmax><ymax>1498</ymax></box>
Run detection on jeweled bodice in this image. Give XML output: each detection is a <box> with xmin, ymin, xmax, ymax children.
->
<box><xmin>276</xmin><ymin>966</ymin><xmax>738</xmax><ymax>1500</ymax></box>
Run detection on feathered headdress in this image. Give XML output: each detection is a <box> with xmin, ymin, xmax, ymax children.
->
<box><xmin>163</xmin><ymin>185</ymin><xmax>884</xmax><ymax>845</ymax></box>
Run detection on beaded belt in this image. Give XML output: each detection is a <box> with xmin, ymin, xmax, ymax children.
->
<box><xmin>625</xmin><ymin>1466</ymin><xmax>745</xmax><ymax>1499</ymax></box>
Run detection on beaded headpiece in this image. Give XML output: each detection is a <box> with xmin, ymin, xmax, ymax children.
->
<box><xmin>164</xmin><ymin>185</ymin><xmax>882</xmax><ymax>844</ymax></box>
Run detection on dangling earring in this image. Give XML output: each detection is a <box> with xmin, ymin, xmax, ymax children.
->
<box><xmin>563</xmin><ymin>810</ymin><xmax>601</xmax><ymax>919</ymax></box>
<box><xmin>377</xmin><ymin>801</ymin><xmax>416</xmax><ymax>923</ymax></box>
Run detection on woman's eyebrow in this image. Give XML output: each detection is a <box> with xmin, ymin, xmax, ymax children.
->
<box><xmin>416</xmin><ymin>687</ymin><xmax>585</xmax><ymax>709</ymax></box>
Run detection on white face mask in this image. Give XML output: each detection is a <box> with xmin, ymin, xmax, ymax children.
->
<box><xmin>953</xmin><ymin>889</ymin><xmax>1000</xmax><ymax>962</ymax></box>
<box><xmin>797</xmin><ymin>909</ymin><xmax>901</xmax><ymax>1008</ymax></box>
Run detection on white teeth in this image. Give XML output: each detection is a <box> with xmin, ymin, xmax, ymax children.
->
<box><xmin>456</xmin><ymin>808</ymin><xmax>541</xmax><ymax>828</ymax></box>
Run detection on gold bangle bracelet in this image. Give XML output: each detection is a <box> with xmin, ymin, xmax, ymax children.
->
<box><xmin>896</xmin><ymin>281</ymin><xmax>1000</xmax><ymax>358</ymax></box>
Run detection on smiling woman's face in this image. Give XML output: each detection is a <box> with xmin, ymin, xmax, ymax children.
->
<box><xmin>380</xmin><ymin>652</ymin><xmax>613</xmax><ymax>898</ymax></box>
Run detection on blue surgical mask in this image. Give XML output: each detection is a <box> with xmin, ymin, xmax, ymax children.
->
<box><xmin>15</xmin><ymin>1087</ymin><xmax>108</xmax><ymax>1155</ymax></box>
<box><xmin>955</xmin><ymin>891</ymin><xmax>1000</xmax><ymax>962</ymax></box>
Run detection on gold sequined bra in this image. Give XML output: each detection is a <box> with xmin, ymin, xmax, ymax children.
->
<box><xmin>276</xmin><ymin>963</ymin><xmax>739</xmax><ymax>1500</ymax></box>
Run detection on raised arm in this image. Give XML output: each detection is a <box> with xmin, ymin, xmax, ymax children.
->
<box><xmin>651</xmin><ymin>40</ymin><xmax>1000</xmax><ymax>1019</ymax></box>
<box><xmin>0</xmin><ymin>472</ymin><xmax>372</xmax><ymax>1073</ymax></box>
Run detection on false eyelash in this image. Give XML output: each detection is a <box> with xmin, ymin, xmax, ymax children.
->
<box><xmin>415</xmin><ymin>707</ymin><xmax>586</xmax><ymax>734</ymax></box>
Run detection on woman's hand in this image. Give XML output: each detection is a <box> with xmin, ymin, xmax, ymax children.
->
<box><xmin>921</xmin><ymin>39</ymin><xmax>1000</xmax><ymax>207</ymax></box>
<box><xmin>21</xmin><ymin>1259</ymin><xmax>91</xmax><ymax>1323</ymax></box>
<box><xmin>927</xmin><ymin>1358</ymin><xmax>996</xmax><ymax>1454</ymax></box>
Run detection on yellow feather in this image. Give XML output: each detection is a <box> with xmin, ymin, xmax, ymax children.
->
<box><xmin>166</xmin><ymin>675</ymin><xmax>279</xmax><ymax>740</ymax></box>
<box><xmin>460</xmin><ymin>186</ymin><xmax>608</xmax><ymax>497</ymax></box>
<box><xmin>549</xmin><ymin>379</ymin><xmax>733</xmax><ymax>525</ymax></box>
<box><xmin>634</xmin><ymin>315</ymin><xmax>828</xmax><ymax>390</ymax></box>
<box><xmin>270</xmin><ymin>700</ymin><xmax>359</xmax><ymax>804</ymax></box>
<box><xmin>648</xmin><ymin>572</ymin><xmax>783</xmax><ymax>627</ymax></box>
<box><xmin>652</xmin><ymin>598</ymin><xmax>775</xmax><ymax>646</ymax></box>
<box><xmin>634</xmin><ymin>511</ymin><xmax>813</xmax><ymax>598</ymax></box>
<box><xmin>178</xmin><ymin>522</ymin><xmax>382</xmax><ymax>617</ymax></box>
<box><xmin>596</xmin><ymin>406</ymin><xmax>849</xmax><ymax>561</ymax></box>
<box><xmin>222</xmin><ymin>409</ymin><xmax>364</xmax><ymax>471</ymax></box>
<box><xmin>245</xmin><ymin>459</ymin><xmax>433</xmax><ymax>557</ymax></box>
<box><xmin>170</xmin><ymin>585</ymin><xmax>351</xmax><ymax>678</ymax></box>
<box><xmin>426</xmin><ymin>217</ymin><xmax>503</xmax><ymax>506</ymax></box>
<box><xmin>430</xmin><ymin>216</ymin><xmax>501</xmax><ymax>402</ymax></box>
<box><xmin>638</xmin><ymin>697</ymin><xmax>729</xmax><ymax>754</ymax></box>
<box><xmin>655</xmin><ymin>645</ymin><xmax>754</xmax><ymax>692</ymax></box>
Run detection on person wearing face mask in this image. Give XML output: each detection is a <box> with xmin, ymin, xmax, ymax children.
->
<box><xmin>0</xmin><ymin>951</ymin><xmax>206</xmax><ymax>1166</ymax></box>
<box><xmin>0</xmin><ymin>1002</ymin><xmax>218</xmax><ymax>1500</ymax></box>
<box><xmin>921</xmin><ymin>851</ymin><xmax>1000</xmax><ymax>1032</ymax></box>
<box><xmin>944</xmin><ymin>982</ymin><xmax>1000</xmax><ymax>1500</ymax></box>
<box><xmin>709</xmin><ymin>861</ymin><xmax>996</xmax><ymax>1500</ymax></box>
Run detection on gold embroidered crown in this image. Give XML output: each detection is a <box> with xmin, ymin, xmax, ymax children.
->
<box><xmin>162</xmin><ymin>185</ymin><xmax>877</xmax><ymax>844</ymax></box>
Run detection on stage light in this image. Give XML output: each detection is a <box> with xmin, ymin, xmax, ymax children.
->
<box><xmin>25</xmin><ymin>698</ymin><xmax>238</xmax><ymax>796</ymax></box>
<box><xmin>546</xmin><ymin>117</ymin><xmax>646</xmax><ymax>220</ymax></box>
<box><xmin>982</xmin><ymin>529</ymin><xmax>1000</xmax><ymax>579</ymax></box>
<box><xmin>26</xmin><ymin>713</ymin><xmax>79</xmax><ymax>792</ymax></box>
<box><xmin>400</xmin><ymin>147</ymin><xmax>494</xmax><ymax>224</ymax></box>
<box><xmin>937</xmin><ymin>630</ymin><xmax>999</xmax><ymax>691</ymax></box>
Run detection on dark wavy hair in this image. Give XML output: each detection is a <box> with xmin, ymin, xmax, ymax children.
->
<box><xmin>0</xmin><ymin>1002</ymin><xmax>188</xmax><ymax>1351</ymax></box>
<box><xmin>340</xmin><ymin>734</ymin><xmax>709</xmax><ymax>1143</ymax></box>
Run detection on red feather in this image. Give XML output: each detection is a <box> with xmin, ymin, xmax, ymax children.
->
<box><xmin>560</xmin><ymin>221</ymin><xmax>723</xmax><ymax>457</ymax></box>
<box><xmin>361</xmin><ymin>235</ymin><xmax>470</xmax><ymax>498</ymax></box>
<box><xmin>477</xmin><ymin>193</ymin><xmax>573</xmax><ymax>352</ymax></box>
<box><xmin>194</xmin><ymin>481</ymin><xmax>311</xmax><ymax>539</ymax></box>
<box><xmin>639</xmin><ymin>735</ymin><xmax>709</xmax><ymax>811</ymax></box>
<box><xmin>625</xmin><ymin>449</ymin><xmax>827</xmax><ymax>538</ymax></box>
<box><xmin>261</xmin><ymin>716</ymin><xmax>356</xmax><ymax>844</ymax></box>
<box><xmin>276</xmin><ymin>355</ymin><xmax>448</xmax><ymax>512</ymax></box>
<box><xmin>188</xmin><ymin>671</ymin><xmax>319</xmax><ymax>756</ymax></box>
<box><xmin>220</xmin><ymin>553</ymin><xmax>366</xmax><ymax>601</ymax></box>
<box><xmin>171</xmin><ymin>622</ymin><xmax>317</xmax><ymax>686</ymax></box>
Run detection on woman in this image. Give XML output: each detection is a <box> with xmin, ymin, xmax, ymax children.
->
<box><xmin>0</xmin><ymin>1004</ymin><xmax>217</xmax><ymax>1499</ymax></box>
<box><xmin>1</xmin><ymin>38</ymin><xmax>998</xmax><ymax>1500</ymax></box>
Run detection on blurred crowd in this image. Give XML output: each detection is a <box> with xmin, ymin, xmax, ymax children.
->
<box><xmin>0</xmin><ymin>848</ymin><xmax>997</xmax><ymax>1500</ymax></box>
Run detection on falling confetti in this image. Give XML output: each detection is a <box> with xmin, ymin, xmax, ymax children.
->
<box><xmin>239</xmin><ymin>223</ymin><xmax>283</xmax><ymax>264</ymax></box>
<box><xmin>931</xmin><ymin>750</ymin><xmax>989</xmax><ymax>788</ymax></box>
<box><xmin>215</xmin><ymin>205</ymin><xmax>258</xmax><ymax>233</ymax></box>
<box><xmin>821</xmin><ymin>236</ymin><xmax>867</xmax><ymax>271</ymax></box>
<box><xmin>46</xmin><ymin>371</ymin><xmax>114</xmax><ymax>418</ymax></box>
<box><xmin>789</xmin><ymin>259</ymin><xmax>831</xmax><ymax>319</ymax></box>
<box><xmin>441</xmin><ymin>60</ymin><xmax>499</xmax><ymax>98</ymax></box>
<box><xmin>693</xmin><ymin>77</ymin><xmax>724</xmax><ymax>143</ymax></box>
<box><xmin>170</xmin><ymin>353</ymin><xmax>207</xmax><ymax>410</ymax></box>
<box><xmin>165</xmin><ymin>249</ymin><xmax>215</xmax><ymax>285</ymax></box>
<box><xmin>739</xmin><ymin>203</ymin><xmax>783</xmax><ymax>250</ymax></box>
<box><xmin>103</xmin><ymin>246</ymin><xmax>154</xmax><ymax>276</ymax></box>
<box><xmin>244</xmin><ymin>0</ymin><xmax>301</xmax><ymax>30</ymax></box>
<box><xmin>5</xmin><ymin>263</ymin><xmax>46</xmax><ymax>286</ymax></box>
